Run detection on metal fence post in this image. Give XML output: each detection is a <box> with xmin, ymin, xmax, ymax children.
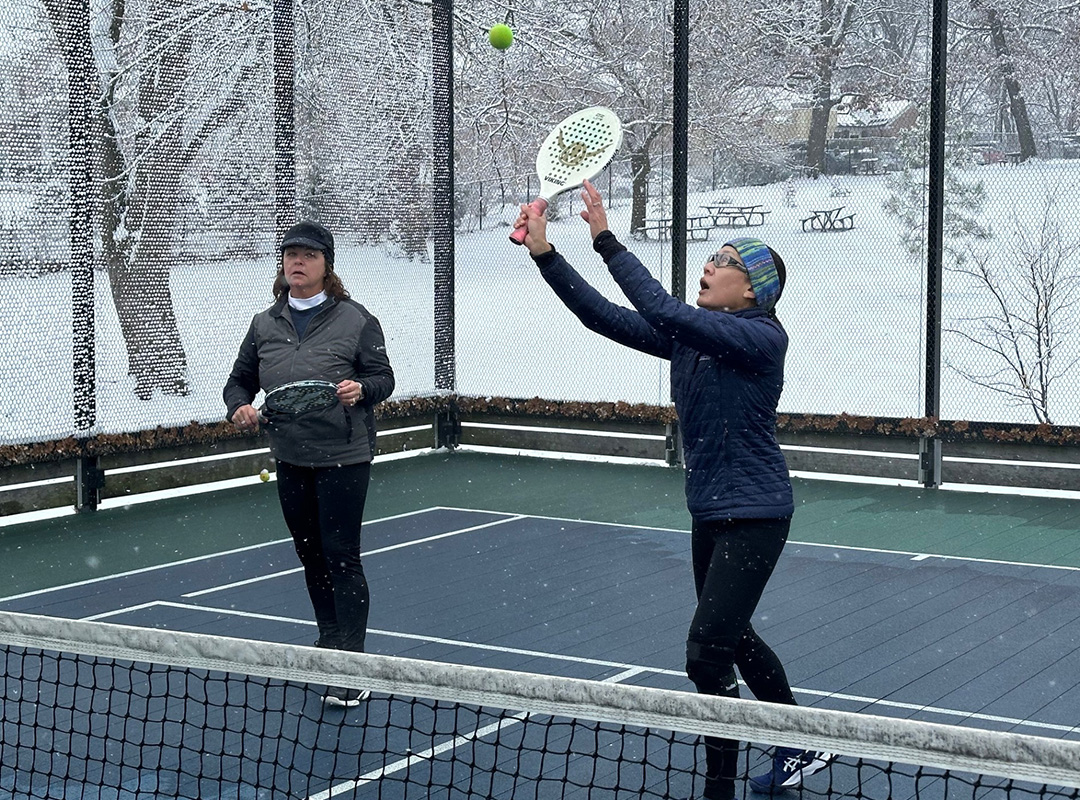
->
<box><xmin>75</xmin><ymin>456</ymin><xmax>105</xmax><ymax>513</ymax></box>
<box><xmin>665</xmin><ymin>421</ymin><xmax>683</xmax><ymax>467</ymax></box>
<box><xmin>670</xmin><ymin>0</ymin><xmax>689</xmax><ymax>304</ymax></box>
<box><xmin>69</xmin><ymin>0</ymin><xmax>95</xmax><ymax>440</ymax></box>
<box><xmin>273</xmin><ymin>0</ymin><xmax>296</xmax><ymax>232</ymax></box>
<box><xmin>922</xmin><ymin>0</ymin><xmax>948</xmax><ymax>488</ymax></box>
<box><xmin>432</xmin><ymin>0</ymin><xmax>455</xmax><ymax>392</ymax></box>
<box><xmin>435</xmin><ymin>400</ymin><xmax>460</xmax><ymax>451</ymax></box>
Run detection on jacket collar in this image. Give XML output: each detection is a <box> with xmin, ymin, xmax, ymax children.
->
<box><xmin>270</xmin><ymin>293</ymin><xmax>337</xmax><ymax>318</ymax></box>
<box><xmin>728</xmin><ymin>306</ymin><xmax>769</xmax><ymax>319</ymax></box>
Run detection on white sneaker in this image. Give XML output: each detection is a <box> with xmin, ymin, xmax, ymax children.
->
<box><xmin>322</xmin><ymin>686</ymin><xmax>370</xmax><ymax>707</ymax></box>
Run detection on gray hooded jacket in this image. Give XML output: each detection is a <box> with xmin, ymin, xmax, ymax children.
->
<box><xmin>223</xmin><ymin>293</ymin><xmax>395</xmax><ymax>467</ymax></box>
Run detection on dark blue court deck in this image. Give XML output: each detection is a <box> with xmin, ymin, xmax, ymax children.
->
<box><xmin>4</xmin><ymin>505</ymin><xmax>1079</xmax><ymax>735</ymax></box>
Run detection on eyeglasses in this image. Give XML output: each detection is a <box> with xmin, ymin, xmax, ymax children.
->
<box><xmin>709</xmin><ymin>252</ymin><xmax>747</xmax><ymax>273</ymax></box>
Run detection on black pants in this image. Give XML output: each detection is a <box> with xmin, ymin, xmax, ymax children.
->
<box><xmin>276</xmin><ymin>460</ymin><xmax>371</xmax><ymax>653</ymax></box>
<box><xmin>686</xmin><ymin>517</ymin><xmax>795</xmax><ymax>799</ymax></box>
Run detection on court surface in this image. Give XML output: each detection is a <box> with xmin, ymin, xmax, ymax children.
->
<box><xmin>2</xmin><ymin>452</ymin><xmax>1080</xmax><ymax>798</ymax></box>
<box><xmin>4</xmin><ymin>503</ymin><xmax>1079</xmax><ymax>736</ymax></box>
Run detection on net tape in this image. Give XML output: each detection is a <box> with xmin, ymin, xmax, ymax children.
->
<box><xmin>2</xmin><ymin>610</ymin><xmax>1079</xmax><ymax>796</ymax></box>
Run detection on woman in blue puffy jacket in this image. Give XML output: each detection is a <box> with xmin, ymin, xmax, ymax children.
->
<box><xmin>514</xmin><ymin>181</ymin><xmax>829</xmax><ymax>800</ymax></box>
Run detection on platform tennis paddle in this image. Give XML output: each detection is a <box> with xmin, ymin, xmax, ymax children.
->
<box><xmin>510</xmin><ymin>106</ymin><xmax>623</xmax><ymax>245</ymax></box>
<box><xmin>260</xmin><ymin>380</ymin><xmax>339</xmax><ymax>416</ymax></box>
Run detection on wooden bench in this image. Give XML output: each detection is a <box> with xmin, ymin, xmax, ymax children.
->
<box><xmin>801</xmin><ymin>207</ymin><xmax>855</xmax><ymax>232</ymax></box>
<box><xmin>686</xmin><ymin>215</ymin><xmax>713</xmax><ymax>240</ymax></box>
<box><xmin>701</xmin><ymin>205</ymin><xmax>770</xmax><ymax>227</ymax></box>
<box><xmin>641</xmin><ymin>216</ymin><xmax>713</xmax><ymax>241</ymax></box>
<box><xmin>640</xmin><ymin>219</ymin><xmax>670</xmax><ymax>239</ymax></box>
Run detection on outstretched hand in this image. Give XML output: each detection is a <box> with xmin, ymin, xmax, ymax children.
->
<box><xmin>579</xmin><ymin>180</ymin><xmax>609</xmax><ymax>239</ymax></box>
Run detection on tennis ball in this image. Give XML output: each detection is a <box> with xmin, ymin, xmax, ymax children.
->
<box><xmin>489</xmin><ymin>23</ymin><xmax>513</xmax><ymax>50</ymax></box>
<box><xmin>259</xmin><ymin>469</ymin><xmax>270</xmax><ymax>482</ymax></box>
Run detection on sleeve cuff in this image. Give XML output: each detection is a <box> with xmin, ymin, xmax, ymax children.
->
<box><xmin>593</xmin><ymin>231</ymin><xmax>627</xmax><ymax>263</ymax></box>
<box><xmin>531</xmin><ymin>243</ymin><xmax>558</xmax><ymax>267</ymax></box>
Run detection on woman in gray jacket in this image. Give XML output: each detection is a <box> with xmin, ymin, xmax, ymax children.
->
<box><xmin>224</xmin><ymin>220</ymin><xmax>394</xmax><ymax>706</ymax></box>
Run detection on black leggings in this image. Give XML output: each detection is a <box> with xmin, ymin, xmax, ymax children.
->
<box><xmin>276</xmin><ymin>460</ymin><xmax>371</xmax><ymax>653</ymax></box>
<box><xmin>686</xmin><ymin>517</ymin><xmax>795</xmax><ymax>797</ymax></box>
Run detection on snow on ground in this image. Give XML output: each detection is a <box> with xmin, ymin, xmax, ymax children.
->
<box><xmin>2</xmin><ymin>160</ymin><xmax>1079</xmax><ymax>444</ymax></box>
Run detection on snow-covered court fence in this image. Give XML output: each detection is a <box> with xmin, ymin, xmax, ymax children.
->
<box><xmin>2</xmin><ymin>0</ymin><xmax>1080</xmax><ymax>449</ymax></box>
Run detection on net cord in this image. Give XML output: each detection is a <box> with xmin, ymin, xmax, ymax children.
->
<box><xmin>2</xmin><ymin>610</ymin><xmax>1078</xmax><ymax>789</ymax></box>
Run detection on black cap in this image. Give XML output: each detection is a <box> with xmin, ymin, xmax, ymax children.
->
<box><xmin>281</xmin><ymin>221</ymin><xmax>334</xmax><ymax>264</ymax></box>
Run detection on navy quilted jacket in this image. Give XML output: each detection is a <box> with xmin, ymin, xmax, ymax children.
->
<box><xmin>536</xmin><ymin>246</ymin><xmax>793</xmax><ymax>521</ymax></box>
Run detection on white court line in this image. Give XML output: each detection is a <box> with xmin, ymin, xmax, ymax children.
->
<box><xmin>83</xmin><ymin>600</ymin><xmax>1080</xmax><ymax>739</ymax></box>
<box><xmin>0</xmin><ymin>450</ymin><xmax>434</xmax><ymax>526</ymax></box>
<box><xmin>939</xmin><ymin>481</ymin><xmax>1080</xmax><ymax>501</ymax></box>
<box><xmin>106</xmin><ymin>448</ymin><xmax>271</xmax><ymax>475</ymax></box>
<box><xmin>455</xmin><ymin>444</ymin><xmax>666</xmax><ymax>467</ymax></box>
<box><xmin>431</xmin><ymin>506</ymin><xmax>1080</xmax><ymax>574</ymax></box>
<box><xmin>309</xmin><ymin>709</ymin><xmax>530</xmax><ymax>799</ymax></box>
<box><xmin>0</xmin><ymin>506</ymin><xmax>76</xmax><ymax>527</ymax></box>
<box><xmin>461</xmin><ymin>421</ymin><xmax>667</xmax><ymax>441</ymax></box>
<box><xmin>181</xmin><ymin>514</ymin><xmax>524</xmax><ymax>598</ymax></box>
<box><xmin>0</xmin><ymin>476</ymin><xmax>74</xmax><ymax>493</ymax></box>
<box><xmin>181</xmin><ymin>566</ymin><xmax>304</xmax><ymax>597</ymax></box>
<box><xmin>790</xmin><ymin>470</ymin><xmax>923</xmax><ymax>488</ymax></box>
<box><xmin>309</xmin><ymin>662</ymin><xmax>659</xmax><ymax>800</ymax></box>
<box><xmin>84</xmin><ymin>602</ymin><xmax>673</xmax><ymax>674</ymax></box>
<box><xmin>791</xmin><ymin>468</ymin><xmax>1080</xmax><ymax>500</ymax></box>
<box><xmin>0</xmin><ymin>507</ymin><xmax>444</xmax><ymax>604</ymax></box>
<box><xmin>81</xmin><ymin>601</ymin><xmax>163</xmax><ymax>622</ymax></box>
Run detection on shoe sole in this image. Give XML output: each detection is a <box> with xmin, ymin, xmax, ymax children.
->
<box><xmin>322</xmin><ymin>690</ymin><xmax>371</xmax><ymax>708</ymax></box>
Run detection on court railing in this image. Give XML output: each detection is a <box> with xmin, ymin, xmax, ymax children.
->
<box><xmin>3</xmin><ymin>396</ymin><xmax>1080</xmax><ymax>517</ymax></box>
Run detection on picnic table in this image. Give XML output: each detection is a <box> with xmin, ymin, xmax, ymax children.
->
<box><xmin>700</xmin><ymin>204</ymin><xmax>770</xmax><ymax>227</ymax></box>
<box><xmin>641</xmin><ymin>215</ymin><xmax>713</xmax><ymax>241</ymax></box>
<box><xmin>859</xmin><ymin>157</ymin><xmax>881</xmax><ymax>175</ymax></box>
<box><xmin>801</xmin><ymin>206</ymin><xmax>855</xmax><ymax>232</ymax></box>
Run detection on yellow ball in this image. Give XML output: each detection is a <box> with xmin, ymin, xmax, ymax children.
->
<box><xmin>489</xmin><ymin>23</ymin><xmax>513</xmax><ymax>50</ymax></box>
<box><xmin>259</xmin><ymin>469</ymin><xmax>270</xmax><ymax>482</ymax></box>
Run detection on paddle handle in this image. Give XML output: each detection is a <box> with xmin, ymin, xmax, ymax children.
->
<box><xmin>509</xmin><ymin>198</ymin><xmax>550</xmax><ymax>245</ymax></box>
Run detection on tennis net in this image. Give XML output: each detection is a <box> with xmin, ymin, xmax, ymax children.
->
<box><xmin>2</xmin><ymin>610</ymin><xmax>1079</xmax><ymax>800</ymax></box>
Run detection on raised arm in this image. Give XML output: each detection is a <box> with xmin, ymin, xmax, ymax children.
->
<box><xmin>569</xmin><ymin>180</ymin><xmax>784</xmax><ymax>370</ymax></box>
<box><xmin>533</xmin><ymin>248</ymin><xmax>672</xmax><ymax>359</ymax></box>
<box><xmin>515</xmin><ymin>197</ymin><xmax>670</xmax><ymax>359</ymax></box>
<box><xmin>605</xmin><ymin>248</ymin><xmax>786</xmax><ymax>370</ymax></box>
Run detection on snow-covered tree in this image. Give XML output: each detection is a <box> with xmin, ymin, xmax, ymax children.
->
<box><xmin>883</xmin><ymin>107</ymin><xmax>992</xmax><ymax>260</ymax></box>
<box><xmin>946</xmin><ymin>194</ymin><xmax>1080</xmax><ymax>424</ymax></box>
<box><xmin>39</xmin><ymin>0</ymin><xmax>270</xmax><ymax>399</ymax></box>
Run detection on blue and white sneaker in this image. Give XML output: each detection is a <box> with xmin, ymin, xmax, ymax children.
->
<box><xmin>749</xmin><ymin>748</ymin><xmax>832</xmax><ymax>793</ymax></box>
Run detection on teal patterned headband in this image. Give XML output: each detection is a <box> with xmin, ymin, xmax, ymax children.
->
<box><xmin>724</xmin><ymin>237</ymin><xmax>781</xmax><ymax>312</ymax></box>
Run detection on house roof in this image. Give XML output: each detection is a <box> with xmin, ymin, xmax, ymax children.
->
<box><xmin>835</xmin><ymin>99</ymin><xmax>914</xmax><ymax>128</ymax></box>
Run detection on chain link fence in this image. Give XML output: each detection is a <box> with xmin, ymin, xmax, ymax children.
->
<box><xmin>2</xmin><ymin>0</ymin><xmax>1079</xmax><ymax>451</ymax></box>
